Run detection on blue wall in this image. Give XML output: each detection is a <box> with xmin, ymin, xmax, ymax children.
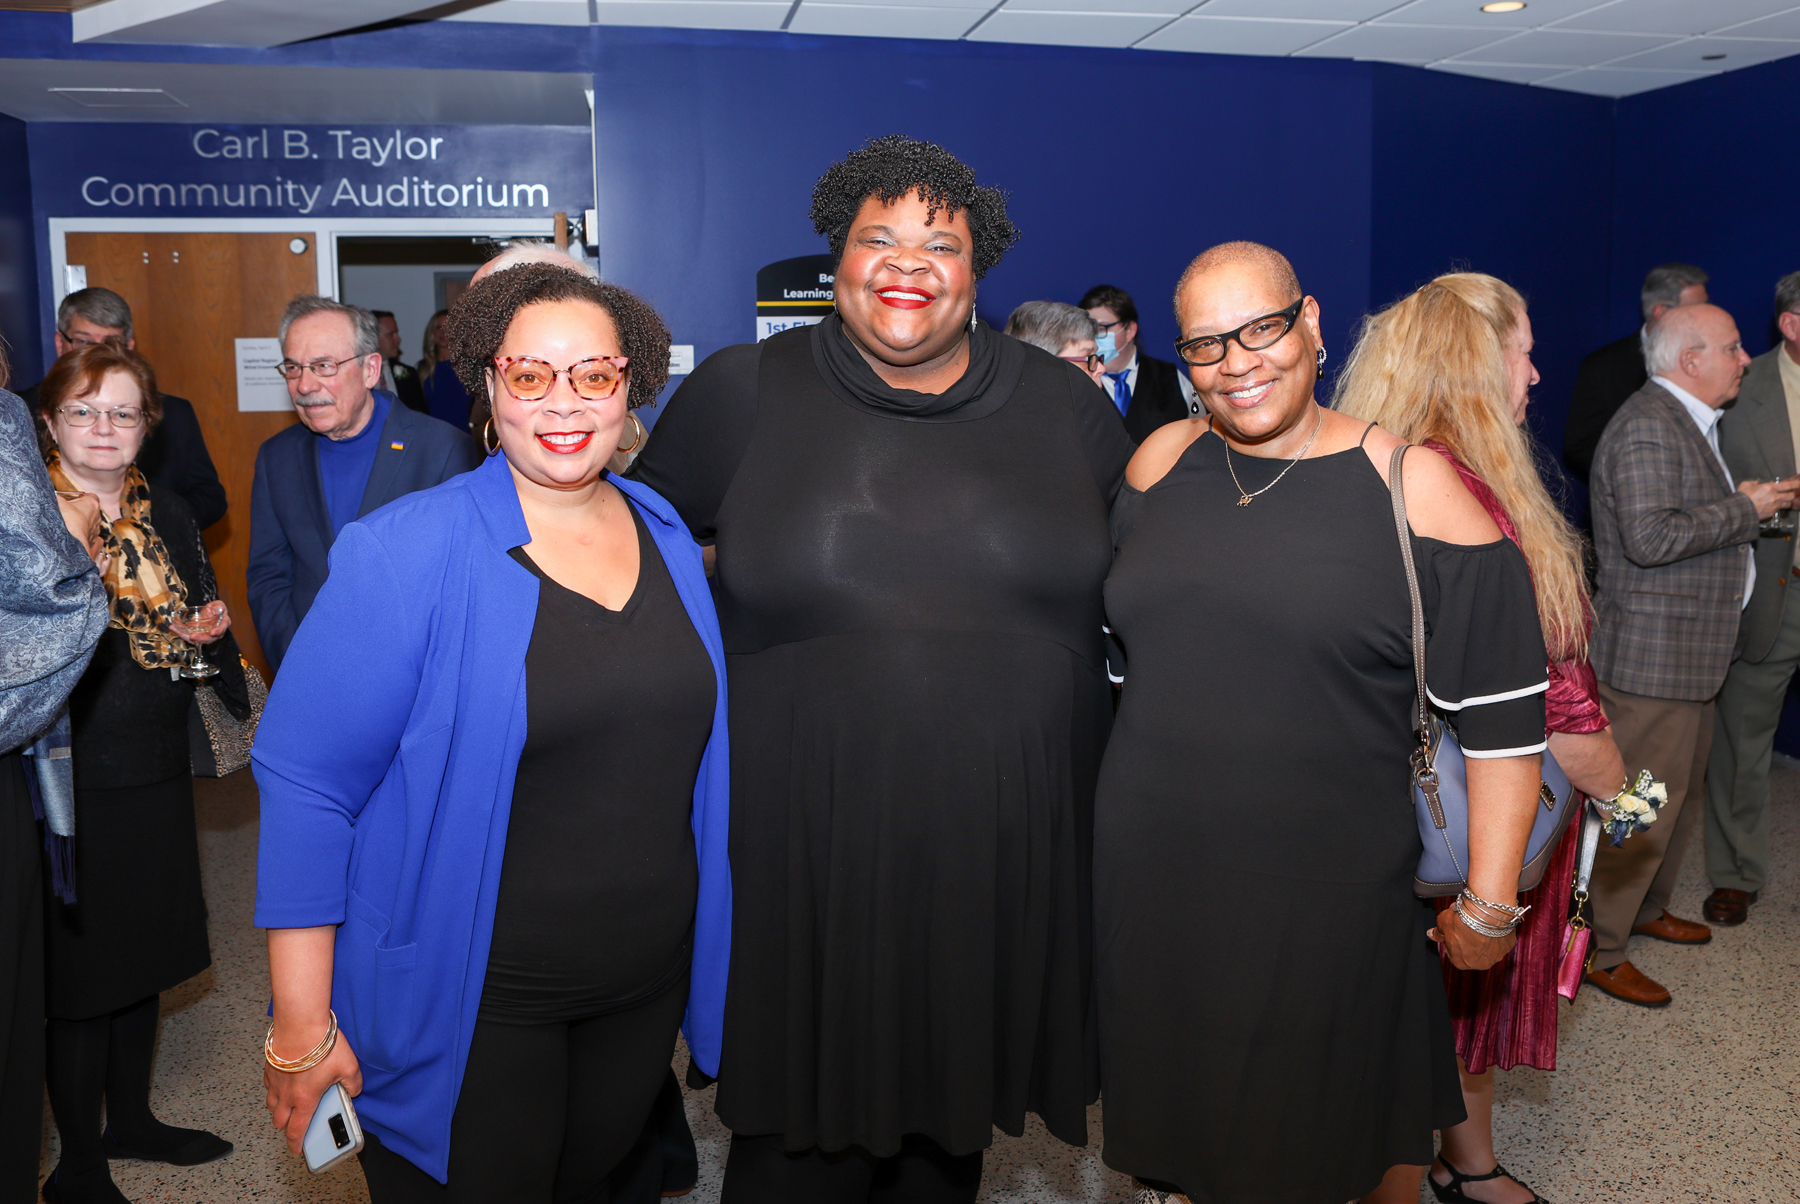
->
<box><xmin>1614</xmin><ymin>54</ymin><xmax>1800</xmax><ymax>357</ymax></box>
<box><xmin>586</xmin><ymin>29</ymin><xmax>1374</xmax><ymax>392</ymax></box>
<box><xmin>1370</xmin><ymin>65</ymin><xmax>1613</xmax><ymax>496</ymax></box>
<box><xmin>0</xmin><ymin>112</ymin><xmax>41</xmax><ymax>388</ymax></box>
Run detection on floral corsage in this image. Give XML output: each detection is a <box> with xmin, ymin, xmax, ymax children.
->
<box><xmin>1600</xmin><ymin>769</ymin><xmax>1668</xmax><ymax>846</ymax></box>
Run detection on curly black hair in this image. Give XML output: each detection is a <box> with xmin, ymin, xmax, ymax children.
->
<box><xmin>809</xmin><ymin>134</ymin><xmax>1020</xmax><ymax>280</ymax></box>
<box><xmin>447</xmin><ymin>263</ymin><xmax>671</xmax><ymax>417</ymax></box>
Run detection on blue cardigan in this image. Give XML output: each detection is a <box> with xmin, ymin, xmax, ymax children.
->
<box><xmin>252</xmin><ymin>452</ymin><xmax>731</xmax><ymax>1183</ymax></box>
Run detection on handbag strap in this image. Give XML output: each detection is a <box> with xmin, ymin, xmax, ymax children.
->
<box><xmin>1388</xmin><ymin>444</ymin><xmax>1446</xmax><ymax>831</ymax></box>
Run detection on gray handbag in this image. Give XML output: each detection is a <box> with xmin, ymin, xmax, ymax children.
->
<box><xmin>1387</xmin><ymin>444</ymin><xmax>1580</xmax><ymax>897</ymax></box>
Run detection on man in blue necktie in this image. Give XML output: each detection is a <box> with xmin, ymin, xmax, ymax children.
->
<box><xmin>1080</xmin><ymin>284</ymin><xmax>1196</xmax><ymax>443</ymax></box>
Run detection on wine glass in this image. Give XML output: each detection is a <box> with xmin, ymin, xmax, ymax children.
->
<box><xmin>175</xmin><ymin>605</ymin><xmax>220</xmax><ymax>680</ymax></box>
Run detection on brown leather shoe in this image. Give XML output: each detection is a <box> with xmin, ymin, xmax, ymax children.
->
<box><xmin>1631</xmin><ymin>909</ymin><xmax>1713</xmax><ymax>944</ymax></box>
<box><xmin>1585</xmin><ymin>961</ymin><xmax>1671</xmax><ymax>1007</ymax></box>
<box><xmin>1703</xmin><ymin>888</ymin><xmax>1759</xmax><ymax>926</ymax></box>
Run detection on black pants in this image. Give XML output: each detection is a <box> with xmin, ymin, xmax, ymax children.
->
<box><xmin>602</xmin><ymin>1068</ymin><xmax>698</xmax><ymax>1202</ymax></box>
<box><xmin>0</xmin><ymin>754</ymin><xmax>44</xmax><ymax>1204</ymax></box>
<box><xmin>720</xmin><ymin>1132</ymin><xmax>983</xmax><ymax>1204</ymax></box>
<box><xmin>359</xmin><ymin>977</ymin><xmax>687</xmax><ymax>1203</ymax></box>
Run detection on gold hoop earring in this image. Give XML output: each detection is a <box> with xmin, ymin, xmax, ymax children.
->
<box><xmin>617</xmin><ymin>412</ymin><xmax>644</xmax><ymax>455</ymax></box>
<box><xmin>481</xmin><ymin>417</ymin><xmax>501</xmax><ymax>457</ymax></box>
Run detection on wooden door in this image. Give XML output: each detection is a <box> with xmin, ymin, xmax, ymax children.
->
<box><xmin>64</xmin><ymin>231</ymin><xmax>317</xmax><ymax>680</ymax></box>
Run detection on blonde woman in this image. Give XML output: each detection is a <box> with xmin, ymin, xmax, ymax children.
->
<box><xmin>1337</xmin><ymin>273</ymin><xmax>1627</xmax><ymax>1204</ymax></box>
<box><xmin>417</xmin><ymin>308</ymin><xmax>472</xmax><ymax>431</ymax></box>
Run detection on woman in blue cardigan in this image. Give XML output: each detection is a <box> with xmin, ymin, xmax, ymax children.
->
<box><xmin>253</xmin><ymin>264</ymin><xmax>730</xmax><ymax>1200</ymax></box>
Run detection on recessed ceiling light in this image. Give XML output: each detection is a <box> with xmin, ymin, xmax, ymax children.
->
<box><xmin>1481</xmin><ymin>1</ymin><xmax>1527</xmax><ymax>12</ymax></box>
<box><xmin>1702</xmin><ymin>53</ymin><xmax>1727</xmax><ymax>61</ymax></box>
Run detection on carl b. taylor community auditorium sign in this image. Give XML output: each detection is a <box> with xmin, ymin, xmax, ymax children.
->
<box><xmin>32</xmin><ymin>123</ymin><xmax>593</xmax><ymax>219</ymax></box>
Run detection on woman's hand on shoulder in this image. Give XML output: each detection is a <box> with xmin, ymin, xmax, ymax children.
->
<box><xmin>1370</xmin><ymin>432</ymin><xmax>1501</xmax><ymax>546</ymax></box>
<box><xmin>1125</xmin><ymin>415</ymin><xmax>1207</xmax><ymax>492</ymax></box>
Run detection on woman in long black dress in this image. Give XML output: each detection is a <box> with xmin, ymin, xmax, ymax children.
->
<box><xmin>632</xmin><ymin>135</ymin><xmax>1134</xmax><ymax>1204</ymax></box>
<box><xmin>37</xmin><ymin>344</ymin><xmax>243</xmax><ymax>1204</ymax></box>
<box><xmin>1095</xmin><ymin>243</ymin><xmax>1550</xmax><ymax>1204</ymax></box>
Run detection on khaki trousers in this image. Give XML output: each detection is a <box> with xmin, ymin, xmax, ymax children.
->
<box><xmin>1590</xmin><ymin>683</ymin><xmax>1711</xmax><ymax>970</ymax></box>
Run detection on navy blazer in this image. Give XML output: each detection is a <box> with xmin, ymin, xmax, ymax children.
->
<box><xmin>252</xmin><ymin>453</ymin><xmax>731</xmax><ymax>1183</ymax></box>
<box><xmin>248</xmin><ymin>394</ymin><xmax>480</xmax><ymax>671</ymax></box>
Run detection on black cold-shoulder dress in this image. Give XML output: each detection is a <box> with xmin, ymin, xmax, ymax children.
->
<box><xmin>1095</xmin><ymin>430</ymin><xmax>1548</xmax><ymax>1204</ymax></box>
<box><xmin>632</xmin><ymin>316</ymin><xmax>1135</xmax><ymax>1157</ymax></box>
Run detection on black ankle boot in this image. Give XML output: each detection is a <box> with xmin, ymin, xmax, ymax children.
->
<box><xmin>103</xmin><ymin>1123</ymin><xmax>233</xmax><ymax>1166</ymax></box>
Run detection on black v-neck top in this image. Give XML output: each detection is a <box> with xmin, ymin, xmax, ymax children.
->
<box><xmin>479</xmin><ymin>503</ymin><xmax>717</xmax><ymax>1023</ymax></box>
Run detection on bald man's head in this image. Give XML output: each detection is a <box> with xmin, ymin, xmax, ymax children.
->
<box><xmin>1644</xmin><ymin>302</ymin><xmax>1749</xmax><ymax>408</ymax></box>
<box><xmin>471</xmin><ymin>242</ymin><xmax>598</xmax><ymax>284</ymax></box>
<box><xmin>1174</xmin><ymin>241</ymin><xmax>1300</xmax><ymax>324</ymax></box>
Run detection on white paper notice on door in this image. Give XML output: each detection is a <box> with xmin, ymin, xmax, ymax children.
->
<box><xmin>236</xmin><ymin>338</ymin><xmax>290</xmax><ymax>412</ymax></box>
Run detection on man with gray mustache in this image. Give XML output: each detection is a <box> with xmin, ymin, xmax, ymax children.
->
<box><xmin>247</xmin><ymin>296</ymin><xmax>479</xmax><ymax>672</ymax></box>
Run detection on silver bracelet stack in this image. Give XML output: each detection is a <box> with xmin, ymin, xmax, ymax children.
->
<box><xmin>1454</xmin><ymin>887</ymin><xmax>1530</xmax><ymax>939</ymax></box>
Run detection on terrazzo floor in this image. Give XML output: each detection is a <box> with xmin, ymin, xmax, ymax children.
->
<box><xmin>39</xmin><ymin>764</ymin><xmax>1799</xmax><ymax>1203</ymax></box>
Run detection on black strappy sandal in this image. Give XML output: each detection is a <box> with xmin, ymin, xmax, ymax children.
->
<box><xmin>1428</xmin><ymin>1155</ymin><xmax>1547</xmax><ymax>1204</ymax></box>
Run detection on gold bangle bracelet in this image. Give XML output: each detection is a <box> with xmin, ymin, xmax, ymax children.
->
<box><xmin>265</xmin><ymin>1010</ymin><xmax>338</xmax><ymax>1074</ymax></box>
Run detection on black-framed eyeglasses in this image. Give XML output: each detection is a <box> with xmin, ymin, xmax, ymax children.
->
<box><xmin>1174</xmin><ymin>297</ymin><xmax>1304</xmax><ymax>367</ymax></box>
<box><xmin>1093</xmin><ymin>318</ymin><xmax>1121</xmax><ymax>332</ymax></box>
<box><xmin>1059</xmin><ymin>353</ymin><xmax>1106</xmax><ymax>374</ymax></box>
<box><xmin>276</xmin><ymin>355</ymin><xmax>368</xmax><ymax>380</ymax></box>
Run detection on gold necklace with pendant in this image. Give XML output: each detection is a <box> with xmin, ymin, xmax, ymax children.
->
<box><xmin>1222</xmin><ymin>406</ymin><xmax>1324</xmax><ymax>506</ymax></box>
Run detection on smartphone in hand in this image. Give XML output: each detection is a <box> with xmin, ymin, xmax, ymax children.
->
<box><xmin>303</xmin><ymin>1082</ymin><xmax>364</xmax><ymax>1173</ymax></box>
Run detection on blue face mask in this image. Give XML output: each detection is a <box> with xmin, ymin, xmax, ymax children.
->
<box><xmin>1095</xmin><ymin>332</ymin><xmax>1118</xmax><ymax>361</ymax></box>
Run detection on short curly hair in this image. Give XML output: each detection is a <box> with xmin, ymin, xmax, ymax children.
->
<box><xmin>810</xmin><ymin>134</ymin><xmax>1020</xmax><ymax>280</ymax></box>
<box><xmin>447</xmin><ymin>263</ymin><xmax>671</xmax><ymax>417</ymax></box>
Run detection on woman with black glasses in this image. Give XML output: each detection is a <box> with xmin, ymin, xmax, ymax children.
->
<box><xmin>1094</xmin><ymin>243</ymin><xmax>1548</xmax><ymax>1204</ymax></box>
<box><xmin>255</xmin><ymin>265</ymin><xmax>731</xmax><ymax>1202</ymax></box>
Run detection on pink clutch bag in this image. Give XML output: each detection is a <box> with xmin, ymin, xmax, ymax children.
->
<box><xmin>1557</xmin><ymin>800</ymin><xmax>1606</xmax><ymax>1000</ymax></box>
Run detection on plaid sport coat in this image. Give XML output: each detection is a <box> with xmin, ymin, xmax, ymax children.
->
<box><xmin>1589</xmin><ymin>380</ymin><xmax>1760</xmax><ymax>702</ymax></box>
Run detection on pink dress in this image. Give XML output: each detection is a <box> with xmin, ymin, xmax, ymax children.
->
<box><xmin>1426</xmin><ymin>443</ymin><xmax>1607</xmax><ymax>1073</ymax></box>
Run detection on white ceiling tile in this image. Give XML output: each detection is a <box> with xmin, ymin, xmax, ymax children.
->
<box><xmin>1296</xmin><ymin>22</ymin><xmax>1516</xmax><ymax>61</ymax></box>
<box><xmin>804</xmin><ymin>0</ymin><xmax>990</xmax><ymax>9</ymax></box>
<box><xmin>443</xmin><ymin>0</ymin><xmax>592</xmax><ymax>24</ymax></box>
<box><xmin>1431</xmin><ymin>59</ymin><xmax>1577</xmax><ymax>82</ymax></box>
<box><xmin>1533</xmin><ymin>65</ymin><xmax>1714</xmax><ymax>95</ymax></box>
<box><xmin>1183</xmin><ymin>0</ymin><xmax>1398</xmax><ymax>17</ymax></box>
<box><xmin>1551</xmin><ymin>0</ymin><xmax>1798</xmax><ymax>37</ymax></box>
<box><xmin>1714</xmin><ymin>8</ymin><xmax>1800</xmax><ymax>38</ymax></box>
<box><xmin>786</xmin><ymin>3</ymin><xmax>981</xmax><ymax>37</ymax></box>
<box><xmin>965</xmin><ymin>9</ymin><xmax>1176</xmax><ymax>48</ymax></box>
<box><xmin>1370</xmin><ymin>0</ymin><xmax>1611</xmax><ymax>29</ymax></box>
<box><xmin>1011</xmin><ymin>0</ymin><xmax>1192</xmax><ymax>14</ymax></box>
<box><xmin>1605</xmin><ymin>34</ymin><xmax>1800</xmax><ymax>71</ymax></box>
<box><xmin>1136</xmin><ymin>15</ymin><xmax>1349</xmax><ymax>54</ymax></box>
<box><xmin>1447</xmin><ymin>27</ymin><xmax>1675</xmax><ymax>64</ymax></box>
<box><xmin>589</xmin><ymin>0</ymin><xmax>790</xmax><ymax>28</ymax></box>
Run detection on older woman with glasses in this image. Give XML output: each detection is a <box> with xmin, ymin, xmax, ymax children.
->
<box><xmin>1004</xmin><ymin>300</ymin><xmax>1111</xmax><ymax>392</ymax></box>
<box><xmin>255</xmin><ymin>264</ymin><xmax>730</xmax><ymax>1202</ymax></box>
<box><xmin>36</xmin><ymin>344</ymin><xmax>245</xmax><ymax>1204</ymax></box>
<box><xmin>1094</xmin><ymin>243</ymin><xmax>1549</xmax><ymax>1204</ymax></box>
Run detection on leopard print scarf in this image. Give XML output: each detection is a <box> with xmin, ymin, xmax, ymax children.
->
<box><xmin>46</xmin><ymin>452</ymin><xmax>191</xmax><ymax>671</ymax></box>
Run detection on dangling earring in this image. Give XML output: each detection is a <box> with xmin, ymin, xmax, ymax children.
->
<box><xmin>617</xmin><ymin>411</ymin><xmax>644</xmax><ymax>455</ymax></box>
<box><xmin>481</xmin><ymin>417</ymin><xmax>501</xmax><ymax>457</ymax></box>
<box><xmin>1316</xmin><ymin>347</ymin><xmax>1328</xmax><ymax>375</ymax></box>
<box><xmin>969</xmin><ymin>295</ymin><xmax>979</xmax><ymax>332</ymax></box>
<box><xmin>1188</xmin><ymin>399</ymin><xmax>1202</xmax><ymax>417</ymax></box>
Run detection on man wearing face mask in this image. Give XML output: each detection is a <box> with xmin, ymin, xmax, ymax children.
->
<box><xmin>1080</xmin><ymin>284</ymin><xmax>1196</xmax><ymax>443</ymax></box>
<box><xmin>247</xmin><ymin>296</ymin><xmax>480</xmax><ymax>672</ymax></box>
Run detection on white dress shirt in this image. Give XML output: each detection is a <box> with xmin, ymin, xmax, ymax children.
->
<box><xmin>1654</xmin><ymin>374</ymin><xmax>1754</xmax><ymax>608</ymax></box>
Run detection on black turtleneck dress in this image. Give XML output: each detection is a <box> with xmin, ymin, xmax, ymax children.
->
<box><xmin>632</xmin><ymin>316</ymin><xmax>1134</xmax><ymax>1157</ymax></box>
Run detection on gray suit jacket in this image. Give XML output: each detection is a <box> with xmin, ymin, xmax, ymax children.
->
<box><xmin>1589</xmin><ymin>380</ymin><xmax>1760</xmax><ymax>701</ymax></box>
<box><xmin>1718</xmin><ymin>348</ymin><xmax>1796</xmax><ymax>664</ymax></box>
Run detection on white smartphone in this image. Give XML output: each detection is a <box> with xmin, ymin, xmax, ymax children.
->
<box><xmin>302</xmin><ymin>1082</ymin><xmax>365</xmax><ymax>1174</ymax></box>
